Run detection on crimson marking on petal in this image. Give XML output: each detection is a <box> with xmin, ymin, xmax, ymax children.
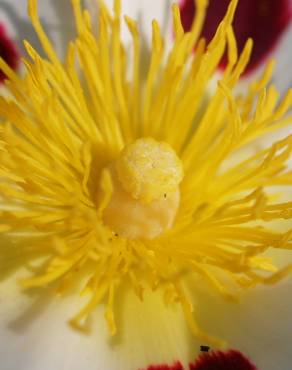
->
<box><xmin>189</xmin><ymin>350</ymin><xmax>258</xmax><ymax>370</ymax></box>
<box><xmin>144</xmin><ymin>362</ymin><xmax>184</xmax><ymax>370</ymax></box>
<box><xmin>179</xmin><ymin>0</ymin><xmax>292</xmax><ymax>75</ymax></box>
<box><xmin>0</xmin><ymin>23</ymin><xmax>20</xmax><ymax>83</ymax></box>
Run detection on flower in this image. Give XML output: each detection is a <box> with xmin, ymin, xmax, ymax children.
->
<box><xmin>179</xmin><ymin>0</ymin><xmax>292</xmax><ymax>75</ymax></box>
<box><xmin>0</xmin><ymin>23</ymin><xmax>20</xmax><ymax>83</ymax></box>
<box><xmin>0</xmin><ymin>0</ymin><xmax>292</xmax><ymax>369</ymax></box>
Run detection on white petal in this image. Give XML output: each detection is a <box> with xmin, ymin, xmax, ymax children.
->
<box><xmin>271</xmin><ymin>23</ymin><xmax>292</xmax><ymax>94</ymax></box>
<box><xmin>85</xmin><ymin>0</ymin><xmax>173</xmax><ymax>51</ymax></box>
<box><xmin>0</xmin><ymin>276</ymin><xmax>202</xmax><ymax>370</ymax></box>
<box><xmin>1</xmin><ymin>273</ymin><xmax>292</xmax><ymax>370</ymax></box>
<box><xmin>236</xmin><ymin>23</ymin><xmax>292</xmax><ymax>96</ymax></box>
<box><xmin>192</xmin><ymin>277</ymin><xmax>292</xmax><ymax>370</ymax></box>
<box><xmin>0</xmin><ymin>0</ymin><xmax>76</xmax><ymax>58</ymax></box>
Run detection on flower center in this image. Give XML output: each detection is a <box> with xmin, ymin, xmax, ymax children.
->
<box><xmin>102</xmin><ymin>138</ymin><xmax>184</xmax><ymax>239</ymax></box>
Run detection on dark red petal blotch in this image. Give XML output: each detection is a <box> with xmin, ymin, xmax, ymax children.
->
<box><xmin>143</xmin><ymin>349</ymin><xmax>258</xmax><ymax>370</ymax></box>
<box><xmin>0</xmin><ymin>23</ymin><xmax>20</xmax><ymax>83</ymax></box>
<box><xmin>146</xmin><ymin>363</ymin><xmax>184</xmax><ymax>370</ymax></box>
<box><xmin>179</xmin><ymin>0</ymin><xmax>292</xmax><ymax>75</ymax></box>
<box><xmin>189</xmin><ymin>350</ymin><xmax>258</xmax><ymax>370</ymax></box>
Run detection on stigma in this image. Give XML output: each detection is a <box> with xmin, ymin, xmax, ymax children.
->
<box><xmin>102</xmin><ymin>138</ymin><xmax>184</xmax><ymax>239</ymax></box>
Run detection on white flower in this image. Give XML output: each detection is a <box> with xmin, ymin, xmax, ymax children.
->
<box><xmin>0</xmin><ymin>1</ymin><xmax>291</xmax><ymax>370</ymax></box>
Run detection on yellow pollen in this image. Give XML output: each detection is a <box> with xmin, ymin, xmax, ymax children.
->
<box><xmin>102</xmin><ymin>138</ymin><xmax>183</xmax><ymax>239</ymax></box>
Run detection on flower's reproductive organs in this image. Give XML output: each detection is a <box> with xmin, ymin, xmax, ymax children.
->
<box><xmin>102</xmin><ymin>138</ymin><xmax>184</xmax><ymax>239</ymax></box>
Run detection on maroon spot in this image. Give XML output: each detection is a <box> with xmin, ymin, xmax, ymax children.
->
<box><xmin>179</xmin><ymin>0</ymin><xmax>292</xmax><ymax>75</ymax></box>
<box><xmin>146</xmin><ymin>363</ymin><xmax>184</xmax><ymax>370</ymax></box>
<box><xmin>0</xmin><ymin>23</ymin><xmax>20</xmax><ymax>83</ymax></box>
<box><xmin>142</xmin><ymin>349</ymin><xmax>258</xmax><ymax>370</ymax></box>
<box><xmin>189</xmin><ymin>350</ymin><xmax>258</xmax><ymax>370</ymax></box>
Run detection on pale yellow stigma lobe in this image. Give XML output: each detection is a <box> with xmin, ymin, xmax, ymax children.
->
<box><xmin>116</xmin><ymin>138</ymin><xmax>184</xmax><ymax>203</ymax></box>
<box><xmin>102</xmin><ymin>138</ymin><xmax>183</xmax><ymax>239</ymax></box>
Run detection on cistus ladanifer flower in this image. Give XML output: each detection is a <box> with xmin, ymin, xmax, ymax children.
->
<box><xmin>0</xmin><ymin>0</ymin><xmax>291</xmax><ymax>369</ymax></box>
